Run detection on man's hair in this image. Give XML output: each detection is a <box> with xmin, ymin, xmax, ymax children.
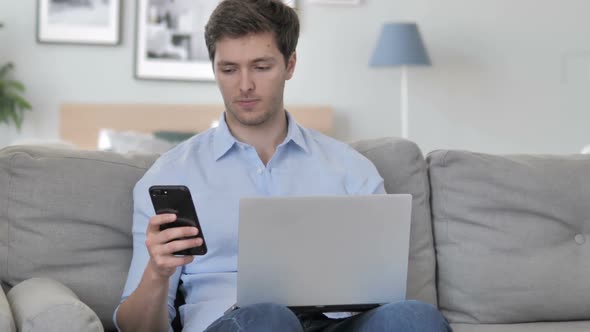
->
<box><xmin>205</xmin><ymin>0</ymin><xmax>300</xmax><ymax>66</ymax></box>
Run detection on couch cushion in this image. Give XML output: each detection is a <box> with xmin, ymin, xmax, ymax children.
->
<box><xmin>0</xmin><ymin>146</ymin><xmax>157</xmax><ymax>331</ymax></box>
<box><xmin>8</xmin><ymin>278</ymin><xmax>102</xmax><ymax>332</ymax></box>
<box><xmin>351</xmin><ymin>138</ymin><xmax>437</xmax><ymax>306</ymax></box>
<box><xmin>428</xmin><ymin>150</ymin><xmax>590</xmax><ymax>323</ymax></box>
<box><xmin>0</xmin><ymin>284</ymin><xmax>15</xmax><ymax>332</ymax></box>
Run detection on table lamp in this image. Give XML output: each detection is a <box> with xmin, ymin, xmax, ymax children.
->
<box><xmin>370</xmin><ymin>23</ymin><xmax>431</xmax><ymax>138</ymax></box>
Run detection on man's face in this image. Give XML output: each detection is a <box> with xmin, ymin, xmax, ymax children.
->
<box><xmin>214</xmin><ymin>32</ymin><xmax>296</xmax><ymax>128</ymax></box>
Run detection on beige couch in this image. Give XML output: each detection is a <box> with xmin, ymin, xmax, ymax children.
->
<box><xmin>1</xmin><ymin>138</ymin><xmax>589</xmax><ymax>332</ymax></box>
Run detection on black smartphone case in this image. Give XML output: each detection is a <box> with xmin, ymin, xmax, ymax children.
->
<box><xmin>149</xmin><ymin>185</ymin><xmax>208</xmax><ymax>256</ymax></box>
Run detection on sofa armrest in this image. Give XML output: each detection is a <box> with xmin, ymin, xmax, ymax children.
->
<box><xmin>7</xmin><ymin>278</ymin><xmax>103</xmax><ymax>332</ymax></box>
<box><xmin>0</xmin><ymin>285</ymin><xmax>16</xmax><ymax>332</ymax></box>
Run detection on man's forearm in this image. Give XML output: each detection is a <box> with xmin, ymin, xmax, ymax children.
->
<box><xmin>116</xmin><ymin>265</ymin><xmax>172</xmax><ymax>332</ymax></box>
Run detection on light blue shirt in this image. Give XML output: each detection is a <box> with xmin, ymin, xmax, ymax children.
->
<box><xmin>115</xmin><ymin>112</ymin><xmax>385</xmax><ymax>331</ymax></box>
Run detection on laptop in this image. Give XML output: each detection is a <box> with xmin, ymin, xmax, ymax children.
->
<box><xmin>236</xmin><ymin>194</ymin><xmax>412</xmax><ymax>313</ymax></box>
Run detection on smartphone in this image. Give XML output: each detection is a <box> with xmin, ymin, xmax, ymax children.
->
<box><xmin>149</xmin><ymin>185</ymin><xmax>207</xmax><ymax>256</ymax></box>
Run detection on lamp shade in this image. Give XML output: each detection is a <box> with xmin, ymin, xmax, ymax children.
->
<box><xmin>370</xmin><ymin>23</ymin><xmax>431</xmax><ymax>67</ymax></box>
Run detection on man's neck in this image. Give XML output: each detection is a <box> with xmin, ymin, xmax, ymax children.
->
<box><xmin>226</xmin><ymin>110</ymin><xmax>288</xmax><ymax>165</ymax></box>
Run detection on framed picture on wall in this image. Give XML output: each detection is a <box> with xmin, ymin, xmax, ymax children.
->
<box><xmin>134</xmin><ymin>0</ymin><xmax>295</xmax><ymax>82</ymax></box>
<box><xmin>37</xmin><ymin>0</ymin><xmax>122</xmax><ymax>45</ymax></box>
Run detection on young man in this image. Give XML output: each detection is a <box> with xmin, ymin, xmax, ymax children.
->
<box><xmin>115</xmin><ymin>0</ymin><xmax>451</xmax><ymax>331</ymax></box>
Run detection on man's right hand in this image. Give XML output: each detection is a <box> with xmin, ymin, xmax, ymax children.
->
<box><xmin>145</xmin><ymin>213</ymin><xmax>203</xmax><ymax>279</ymax></box>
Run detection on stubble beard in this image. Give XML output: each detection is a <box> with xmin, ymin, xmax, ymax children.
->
<box><xmin>226</xmin><ymin>97</ymin><xmax>283</xmax><ymax>128</ymax></box>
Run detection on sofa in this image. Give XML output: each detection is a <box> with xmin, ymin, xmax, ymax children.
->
<box><xmin>0</xmin><ymin>137</ymin><xmax>589</xmax><ymax>332</ymax></box>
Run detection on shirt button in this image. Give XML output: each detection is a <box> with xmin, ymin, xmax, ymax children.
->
<box><xmin>575</xmin><ymin>234</ymin><xmax>585</xmax><ymax>245</ymax></box>
<box><xmin>257</xmin><ymin>168</ymin><xmax>263</xmax><ymax>174</ymax></box>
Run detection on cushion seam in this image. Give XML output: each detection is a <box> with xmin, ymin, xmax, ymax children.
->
<box><xmin>9</xmin><ymin>152</ymin><xmax>153</xmax><ymax>170</ymax></box>
<box><xmin>354</xmin><ymin>140</ymin><xmax>393</xmax><ymax>155</ymax></box>
<box><xmin>433</xmin><ymin>150</ymin><xmax>451</xmax><ymax>313</ymax></box>
<box><xmin>417</xmin><ymin>150</ymin><xmax>437</xmax><ymax>307</ymax></box>
<box><xmin>23</xmin><ymin>302</ymin><xmax>102</xmax><ymax>332</ymax></box>
<box><xmin>4</xmin><ymin>154</ymin><xmax>17</xmax><ymax>284</ymax></box>
<box><xmin>438</xmin><ymin>151</ymin><xmax>451</xmax><ymax>224</ymax></box>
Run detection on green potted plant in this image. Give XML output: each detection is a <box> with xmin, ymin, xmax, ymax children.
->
<box><xmin>0</xmin><ymin>63</ymin><xmax>31</xmax><ymax>130</ymax></box>
<box><xmin>0</xmin><ymin>23</ymin><xmax>31</xmax><ymax>131</ymax></box>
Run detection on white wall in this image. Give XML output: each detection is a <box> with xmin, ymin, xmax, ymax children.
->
<box><xmin>1</xmin><ymin>0</ymin><xmax>589</xmax><ymax>154</ymax></box>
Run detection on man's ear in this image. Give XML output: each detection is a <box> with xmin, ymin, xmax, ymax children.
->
<box><xmin>285</xmin><ymin>52</ymin><xmax>297</xmax><ymax>80</ymax></box>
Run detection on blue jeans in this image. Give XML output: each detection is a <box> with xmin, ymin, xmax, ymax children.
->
<box><xmin>204</xmin><ymin>301</ymin><xmax>452</xmax><ymax>332</ymax></box>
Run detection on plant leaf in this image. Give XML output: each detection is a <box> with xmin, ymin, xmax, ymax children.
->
<box><xmin>7</xmin><ymin>108</ymin><xmax>18</xmax><ymax>128</ymax></box>
<box><xmin>18</xmin><ymin>99</ymin><xmax>32</xmax><ymax>110</ymax></box>
<box><xmin>6</xmin><ymin>100</ymin><xmax>22</xmax><ymax>130</ymax></box>
<box><xmin>0</xmin><ymin>103</ymin><xmax>11</xmax><ymax>125</ymax></box>
<box><xmin>5</xmin><ymin>93</ymin><xmax>32</xmax><ymax>110</ymax></box>
<box><xmin>0</xmin><ymin>106</ymin><xmax>7</xmax><ymax>124</ymax></box>
<box><xmin>0</xmin><ymin>62</ymin><xmax>31</xmax><ymax>129</ymax></box>
<box><xmin>0</xmin><ymin>63</ymin><xmax>13</xmax><ymax>79</ymax></box>
<box><xmin>6</xmin><ymin>80</ymin><xmax>25</xmax><ymax>92</ymax></box>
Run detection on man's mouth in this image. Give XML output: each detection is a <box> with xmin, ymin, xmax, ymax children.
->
<box><xmin>235</xmin><ymin>99</ymin><xmax>260</xmax><ymax>109</ymax></box>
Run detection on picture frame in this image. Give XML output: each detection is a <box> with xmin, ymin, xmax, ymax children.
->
<box><xmin>135</xmin><ymin>0</ymin><xmax>296</xmax><ymax>82</ymax></box>
<box><xmin>37</xmin><ymin>0</ymin><xmax>122</xmax><ymax>45</ymax></box>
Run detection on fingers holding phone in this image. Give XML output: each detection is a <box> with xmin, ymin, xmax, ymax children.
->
<box><xmin>157</xmin><ymin>216</ymin><xmax>204</xmax><ymax>254</ymax></box>
<box><xmin>145</xmin><ymin>214</ymin><xmax>198</xmax><ymax>278</ymax></box>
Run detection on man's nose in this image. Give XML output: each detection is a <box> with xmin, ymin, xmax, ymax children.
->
<box><xmin>239</xmin><ymin>70</ymin><xmax>255</xmax><ymax>93</ymax></box>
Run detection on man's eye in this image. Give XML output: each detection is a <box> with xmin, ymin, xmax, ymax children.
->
<box><xmin>221</xmin><ymin>68</ymin><xmax>236</xmax><ymax>74</ymax></box>
<box><xmin>255</xmin><ymin>66</ymin><xmax>270</xmax><ymax>71</ymax></box>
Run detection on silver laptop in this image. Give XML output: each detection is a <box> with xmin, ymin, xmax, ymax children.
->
<box><xmin>236</xmin><ymin>194</ymin><xmax>412</xmax><ymax>313</ymax></box>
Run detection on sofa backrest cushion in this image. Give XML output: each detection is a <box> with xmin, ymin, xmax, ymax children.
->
<box><xmin>0</xmin><ymin>146</ymin><xmax>157</xmax><ymax>331</ymax></box>
<box><xmin>351</xmin><ymin>138</ymin><xmax>437</xmax><ymax>306</ymax></box>
<box><xmin>428</xmin><ymin>150</ymin><xmax>590</xmax><ymax>323</ymax></box>
<box><xmin>0</xmin><ymin>139</ymin><xmax>438</xmax><ymax>331</ymax></box>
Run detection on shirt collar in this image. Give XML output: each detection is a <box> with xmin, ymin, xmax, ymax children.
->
<box><xmin>213</xmin><ymin>112</ymin><xmax>237</xmax><ymax>161</ymax></box>
<box><xmin>213</xmin><ymin>110</ymin><xmax>309</xmax><ymax>161</ymax></box>
<box><xmin>283</xmin><ymin>110</ymin><xmax>309</xmax><ymax>153</ymax></box>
